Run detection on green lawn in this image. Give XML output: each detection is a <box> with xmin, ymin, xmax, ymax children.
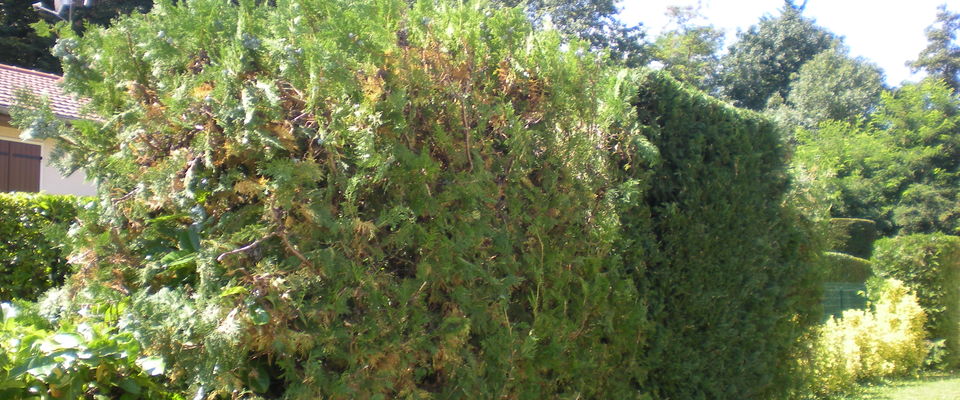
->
<box><xmin>839</xmin><ymin>372</ymin><xmax>960</xmax><ymax>400</ymax></box>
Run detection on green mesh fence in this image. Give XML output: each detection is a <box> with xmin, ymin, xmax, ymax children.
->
<box><xmin>823</xmin><ymin>282</ymin><xmax>869</xmax><ymax>321</ymax></box>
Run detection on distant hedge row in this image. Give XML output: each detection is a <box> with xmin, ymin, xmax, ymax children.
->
<box><xmin>0</xmin><ymin>193</ymin><xmax>80</xmax><ymax>301</ymax></box>
<box><xmin>14</xmin><ymin>0</ymin><xmax>822</xmax><ymax>398</ymax></box>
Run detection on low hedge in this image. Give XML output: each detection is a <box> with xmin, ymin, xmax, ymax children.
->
<box><xmin>821</xmin><ymin>251</ymin><xmax>873</xmax><ymax>283</ymax></box>
<box><xmin>829</xmin><ymin>218</ymin><xmax>877</xmax><ymax>259</ymax></box>
<box><xmin>871</xmin><ymin>233</ymin><xmax>960</xmax><ymax>367</ymax></box>
<box><xmin>0</xmin><ymin>193</ymin><xmax>80</xmax><ymax>301</ymax></box>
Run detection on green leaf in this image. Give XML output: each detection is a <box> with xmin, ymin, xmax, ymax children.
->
<box><xmin>10</xmin><ymin>355</ymin><xmax>57</xmax><ymax>378</ymax></box>
<box><xmin>52</xmin><ymin>333</ymin><xmax>82</xmax><ymax>349</ymax></box>
<box><xmin>178</xmin><ymin>225</ymin><xmax>202</xmax><ymax>252</ymax></box>
<box><xmin>136</xmin><ymin>356</ymin><xmax>166</xmax><ymax>376</ymax></box>
<box><xmin>250</xmin><ymin>305</ymin><xmax>270</xmax><ymax>326</ymax></box>
<box><xmin>160</xmin><ymin>250</ymin><xmax>197</xmax><ymax>270</ymax></box>
<box><xmin>118</xmin><ymin>377</ymin><xmax>142</xmax><ymax>394</ymax></box>
<box><xmin>247</xmin><ymin>366</ymin><xmax>270</xmax><ymax>393</ymax></box>
<box><xmin>219</xmin><ymin>286</ymin><xmax>249</xmax><ymax>297</ymax></box>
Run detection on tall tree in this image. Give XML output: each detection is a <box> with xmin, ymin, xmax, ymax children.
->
<box><xmin>0</xmin><ymin>0</ymin><xmax>153</xmax><ymax>73</ymax></box>
<box><xmin>0</xmin><ymin>0</ymin><xmax>60</xmax><ymax>72</ymax></box>
<box><xmin>493</xmin><ymin>0</ymin><xmax>646</xmax><ymax>66</ymax></box>
<box><xmin>909</xmin><ymin>5</ymin><xmax>960</xmax><ymax>92</ymax></box>
<box><xmin>794</xmin><ymin>79</ymin><xmax>960</xmax><ymax>236</ymax></box>
<box><xmin>71</xmin><ymin>0</ymin><xmax>153</xmax><ymax>28</ymax></box>
<box><xmin>770</xmin><ymin>46</ymin><xmax>885</xmax><ymax>129</ymax></box>
<box><xmin>648</xmin><ymin>4</ymin><xmax>724</xmax><ymax>92</ymax></box>
<box><xmin>717</xmin><ymin>0</ymin><xmax>836</xmax><ymax>110</ymax></box>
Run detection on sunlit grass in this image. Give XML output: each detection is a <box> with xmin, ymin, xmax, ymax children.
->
<box><xmin>836</xmin><ymin>371</ymin><xmax>960</xmax><ymax>399</ymax></box>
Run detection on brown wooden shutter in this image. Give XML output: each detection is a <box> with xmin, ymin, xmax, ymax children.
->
<box><xmin>0</xmin><ymin>140</ymin><xmax>41</xmax><ymax>192</ymax></box>
<box><xmin>0</xmin><ymin>141</ymin><xmax>9</xmax><ymax>191</ymax></box>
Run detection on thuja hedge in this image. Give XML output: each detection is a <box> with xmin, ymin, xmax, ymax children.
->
<box><xmin>634</xmin><ymin>72</ymin><xmax>822</xmax><ymax>399</ymax></box>
<box><xmin>0</xmin><ymin>193</ymin><xmax>79</xmax><ymax>301</ymax></box>
<box><xmin>15</xmin><ymin>0</ymin><xmax>820</xmax><ymax>398</ymax></box>
<box><xmin>872</xmin><ymin>233</ymin><xmax>960</xmax><ymax>367</ymax></box>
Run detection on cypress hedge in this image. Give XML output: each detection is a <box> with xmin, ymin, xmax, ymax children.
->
<box><xmin>12</xmin><ymin>1</ymin><xmax>822</xmax><ymax>398</ymax></box>
<box><xmin>872</xmin><ymin>233</ymin><xmax>960</xmax><ymax>367</ymax></box>
<box><xmin>634</xmin><ymin>72</ymin><xmax>822</xmax><ymax>399</ymax></box>
<box><xmin>0</xmin><ymin>193</ymin><xmax>79</xmax><ymax>301</ymax></box>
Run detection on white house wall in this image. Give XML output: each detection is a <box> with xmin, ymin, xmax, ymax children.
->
<box><xmin>0</xmin><ymin>123</ymin><xmax>96</xmax><ymax>196</ymax></box>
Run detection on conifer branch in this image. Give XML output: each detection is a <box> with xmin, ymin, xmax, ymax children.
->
<box><xmin>216</xmin><ymin>233</ymin><xmax>276</xmax><ymax>262</ymax></box>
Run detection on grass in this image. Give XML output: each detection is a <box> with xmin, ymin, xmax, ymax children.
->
<box><xmin>838</xmin><ymin>371</ymin><xmax>960</xmax><ymax>400</ymax></box>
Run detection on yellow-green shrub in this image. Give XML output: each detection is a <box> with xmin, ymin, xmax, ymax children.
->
<box><xmin>806</xmin><ymin>279</ymin><xmax>928</xmax><ymax>397</ymax></box>
<box><xmin>871</xmin><ymin>233</ymin><xmax>960</xmax><ymax>367</ymax></box>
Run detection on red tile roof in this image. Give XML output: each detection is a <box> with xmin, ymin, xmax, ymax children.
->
<box><xmin>0</xmin><ymin>63</ymin><xmax>89</xmax><ymax>120</ymax></box>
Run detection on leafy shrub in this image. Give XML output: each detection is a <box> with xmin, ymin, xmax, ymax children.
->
<box><xmin>634</xmin><ymin>71</ymin><xmax>823</xmax><ymax>399</ymax></box>
<box><xmin>0</xmin><ymin>300</ymin><xmax>172</xmax><ymax>399</ymax></box>
<box><xmin>871</xmin><ymin>233</ymin><xmax>960</xmax><ymax>367</ymax></box>
<box><xmin>0</xmin><ymin>193</ymin><xmax>80</xmax><ymax>301</ymax></box>
<box><xmin>803</xmin><ymin>279</ymin><xmax>929</xmax><ymax>398</ymax></box>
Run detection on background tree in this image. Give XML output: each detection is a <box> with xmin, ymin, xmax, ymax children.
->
<box><xmin>648</xmin><ymin>4</ymin><xmax>724</xmax><ymax>92</ymax></box>
<box><xmin>0</xmin><ymin>0</ymin><xmax>60</xmax><ymax>72</ymax></box>
<box><xmin>71</xmin><ymin>0</ymin><xmax>153</xmax><ymax>28</ymax></box>
<box><xmin>717</xmin><ymin>0</ymin><xmax>836</xmax><ymax>110</ymax></box>
<box><xmin>770</xmin><ymin>47</ymin><xmax>885</xmax><ymax>130</ymax></box>
<box><xmin>909</xmin><ymin>5</ymin><xmax>960</xmax><ymax>92</ymax></box>
<box><xmin>0</xmin><ymin>0</ymin><xmax>152</xmax><ymax>73</ymax></box>
<box><xmin>794</xmin><ymin>79</ymin><xmax>960</xmax><ymax>236</ymax></box>
<box><xmin>492</xmin><ymin>0</ymin><xmax>647</xmax><ymax>66</ymax></box>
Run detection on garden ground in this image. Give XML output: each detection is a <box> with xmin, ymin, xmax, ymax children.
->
<box><xmin>840</xmin><ymin>371</ymin><xmax>960</xmax><ymax>399</ymax></box>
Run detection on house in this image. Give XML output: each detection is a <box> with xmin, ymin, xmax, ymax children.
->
<box><xmin>0</xmin><ymin>63</ymin><xmax>96</xmax><ymax>195</ymax></box>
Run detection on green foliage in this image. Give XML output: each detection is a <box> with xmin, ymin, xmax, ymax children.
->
<box><xmin>803</xmin><ymin>279</ymin><xmax>929</xmax><ymax>398</ymax></box>
<box><xmin>0</xmin><ymin>300</ymin><xmax>176</xmax><ymax>399</ymax></box>
<box><xmin>0</xmin><ymin>0</ymin><xmax>60</xmax><ymax>73</ymax></box>
<box><xmin>633</xmin><ymin>71</ymin><xmax>823</xmax><ymax>399</ymax></box>
<box><xmin>69</xmin><ymin>0</ymin><xmax>154</xmax><ymax>29</ymax></box>
<box><xmin>771</xmin><ymin>47</ymin><xmax>885</xmax><ymax>130</ymax></box>
<box><xmin>793</xmin><ymin>79</ymin><xmax>960</xmax><ymax>236</ymax></box>
<box><xmin>718</xmin><ymin>3</ymin><xmax>837</xmax><ymax>110</ymax></box>
<box><xmin>492</xmin><ymin>0</ymin><xmax>647</xmax><ymax>67</ymax></box>
<box><xmin>821</xmin><ymin>252</ymin><xmax>873</xmax><ymax>283</ymax></box>
<box><xmin>829</xmin><ymin>218</ymin><xmax>878</xmax><ymax>259</ymax></box>
<box><xmin>14</xmin><ymin>0</ymin><xmax>823</xmax><ymax>398</ymax></box>
<box><xmin>0</xmin><ymin>193</ymin><xmax>80</xmax><ymax>301</ymax></box>
<box><xmin>871</xmin><ymin>234</ymin><xmax>960</xmax><ymax>367</ymax></box>
<box><xmin>0</xmin><ymin>0</ymin><xmax>153</xmax><ymax>74</ymax></box>
<box><xmin>909</xmin><ymin>5</ymin><xmax>960</xmax><ymax>92</ymax></box>
<box><xmin>648</xmin><ymin>5</ymin><xmax>724</xmax><ymax>92</ymax></box>
<box><xmin>20</xmin><ymin>0</ymin><xmax>656</xmax><ymax>397</ymax></box>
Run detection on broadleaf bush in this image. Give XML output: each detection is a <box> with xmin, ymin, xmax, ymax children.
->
<box><xmin>0</xmin><ymin>300</ymin><xmax>174</xmax><ymax>399</ymax></box>
<box><xmin>0</xmin><ymin>193</ymin><xmax>81</xmax><ymax>301</ymax></box>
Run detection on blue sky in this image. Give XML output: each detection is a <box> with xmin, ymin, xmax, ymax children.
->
<box><xmin>618</xmin><ymin>0</ymin><xmax>957</xmax><ymax>86</ymax></box>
